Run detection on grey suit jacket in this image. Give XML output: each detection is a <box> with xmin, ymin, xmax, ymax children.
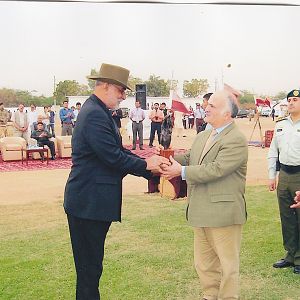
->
<box><xmin>175</xmin><ymin>122</ymin><xmax>248</xmax><ymax>227</ymax></box>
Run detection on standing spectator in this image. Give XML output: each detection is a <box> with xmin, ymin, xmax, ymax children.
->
<box><xmin>42</xmin><ymin>106</ymin><xmax>50</xmax><ymax>131</ymax></box>
<box><xmin>59</xmin><ymin>100</ymin><xmax>75</xmax><ymax>136</ymax></box>
<box><xmin>11</xmin><ymin>103</ymin><xmax>29</xmax><ymax>142</ymax></box>
<box><xmin>27</xmin><ymin>104</ymin><xmax>38</xmax><ymax>133</ymax></box>
<box><xmin>271</xmin><ymin>107</ymin><xmax>276</xmax><ymax>121</ymax></box>
<box><xmin>182</xmin><ymin>113</ymin><xmax>188</xmax><ymax>130</ymax></box>
<box><xmin>202</xmin><ymin>92</ymin><xmax>214</xmax><ymax>131</ymax></box>
<box><xmin>268</xmin><ymin>89</ymin><xmax>300</xmax><ymax>275</ymax></box>
<box><xmin>0</xmin><ymin>102</ymin><xmax>10</xmax><ymax>138</ymax></box>
<box><xmin>129</xmin><ymin>100</ymin><xmax>145</xmax><ymax>150</ymax></box>
<box><xmin>111</xmin><ymin>108</ymin><xmax>123</xmax><ymax>129</ymax></box>
<box><xmin>188</xmin><ymin>106</ymin><xmax>195</xmax><ymax>129</ymax></box>
<box><xmin>160</xmin><ymin>102</ymin><xmax>168</xmax><ymax>117</ymax></box>
<box><xmin>32</xmin><ymin>115</ymin><xmax>47</xmax><ymax>131</ymax></box>
<box><xmin>194</xmin><ymin>103</ymin><xmax>206</xmax><ymax>133</ymax></box>
<box><xmin>149</xmin><ymin>102</ymin><xmax>164</xmax><ymax>147</ymax></box>
<box><xmin>48</xmin><ymin>106</ymin><xmax>55</xmax><ymax>137</ymax></box>
<box><xmin>73</xmin><ymin>102</ymin><xmax>81</xmax><ymax>127</ymax></box>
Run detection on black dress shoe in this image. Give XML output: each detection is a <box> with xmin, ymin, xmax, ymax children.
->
<box><xmin>273</xmin><ymin>259</ymin><xmax>294</xmax><ymax>268</ymax></box>
<box><xmin>294</xmin><ymin>265</ymin><xmax>300</xmax><ymax>274</ymax></box>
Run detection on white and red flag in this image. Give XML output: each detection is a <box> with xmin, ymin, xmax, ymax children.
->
<box><xmin>171</xmin><ymin>90</ymin><xmax>189</xmax><ymax>114</ymax></box>
<box><xmin>255</xmin><ymin>98</ymin><xmax>271</xmax><ymax>107</ymax></box>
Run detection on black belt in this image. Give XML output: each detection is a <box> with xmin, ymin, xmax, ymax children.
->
<box><xmin>280</xmin><ymin>164</ymin><xmax>300</xmax><ymax>174</ymax></box>
<box><xmin>63</xmin><ymin>122</ymin><xmax>72</xmax><ymax>125</ymax></box>
<box><xmin>132</xmin><ymin>121</ymin><xmax>143</xmax><ymax>123</ymax></box>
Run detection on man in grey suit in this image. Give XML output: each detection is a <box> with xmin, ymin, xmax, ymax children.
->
<box><xmin>162</xmin><ymin>89</ymin><xmax>248</xmax><ymax>300</ymax></box>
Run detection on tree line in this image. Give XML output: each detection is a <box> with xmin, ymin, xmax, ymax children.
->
<box><xmin>0</xmin><ymin>68</ymin><xmax>287</xmax><ymax>107</ymax></box>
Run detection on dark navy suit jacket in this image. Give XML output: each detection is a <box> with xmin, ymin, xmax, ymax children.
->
<box><xmin>64</xmin><ymin>94</ymin><xmax>151</xmax><ymax>222</ymax></box>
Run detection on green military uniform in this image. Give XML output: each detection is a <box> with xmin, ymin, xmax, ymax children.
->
<box><xmin>0</xmin><ymin>108</ymin><xmax>10</xmax><ymax>138</ymax></box>
<box><xmin>268</xmin><ymin>99</ymin><xmax>300</xmax><ymax>266</ymax></box>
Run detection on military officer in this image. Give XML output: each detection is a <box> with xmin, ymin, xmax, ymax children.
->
<box><xmin>268</xmin><ymin>89</ymin><xmax>300</xmax><ymax>275</ymax></box>
<box><xmin>0</xmin><ymin>102</ymin><xmax>10</xmax><ymax>138</ymax></box>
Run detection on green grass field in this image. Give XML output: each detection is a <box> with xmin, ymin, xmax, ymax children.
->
<box><xmin>0</xmin><ymin>186</ymin><xmax>299</xmax><ymax>300</ymax></box>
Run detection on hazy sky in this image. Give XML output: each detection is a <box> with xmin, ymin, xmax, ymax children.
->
<box><xmin>0</xmin><ymin>1</ymin><xmax>299</xmax><ymax>97</ymax></box>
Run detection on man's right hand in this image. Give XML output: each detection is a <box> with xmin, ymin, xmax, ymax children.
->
<box><xmin>269</xmin><ymin>179</ymin><xmax>277</xmax><ymax>191</ymax></box>
<box><xmin>145</xmin><ymin>155</ymin><xmax>170</xmax><ymax>173</ymax></box>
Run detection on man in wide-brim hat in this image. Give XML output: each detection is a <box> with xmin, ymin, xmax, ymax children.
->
<box><xmin>63</xmin><ymin>63</ymin><xmax>170</xmax><ymax>299</ymax></box>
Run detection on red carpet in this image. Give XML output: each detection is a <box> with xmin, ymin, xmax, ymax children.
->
<box><xmin>0</xmin><ymin>145</ymin><xmax>186</xmax><ymax>172</ymax></box>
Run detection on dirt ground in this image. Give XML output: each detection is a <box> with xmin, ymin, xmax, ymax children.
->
<box><xmin>0</xmin><ymin>116</ymin><xmax>275</xmax><ymax>206</ymax></box>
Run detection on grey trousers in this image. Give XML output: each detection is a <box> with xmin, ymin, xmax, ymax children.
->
<box><xmin>62</xmin><ymin>123</ymin><xmax>73</xmax><ymax>136</ymax></box>
<box><xmin>132</xmin><ymin>121</ymin><xmax>143</xmax><ymax>147</ymax></box>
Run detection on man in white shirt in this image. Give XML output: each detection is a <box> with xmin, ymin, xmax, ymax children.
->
<box><xmin>74</xmin><ymin>102</ymin><xmax>81</xmax><ymax>126</ymax></box>
<box><xmin>129</xmin><ymin>100</ymin><xmax>145</xmax><ymax>150</ymax></box>
<box><xmin>27</xmin><ymin>104</ymin><xmax>38</xmax><ymax>136</ymax></box>
<box><xmin>194</xmin><ymin>103</ymin><xmax>206</xmax><ymax>133</ymax></box>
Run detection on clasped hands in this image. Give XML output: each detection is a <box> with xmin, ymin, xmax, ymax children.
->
<box><xmin>145</xmin><ymin>148</ymin><xmax>182</xmax><ymax>180</ymax></box>
<box><xmin>290</xmin><ymin>191</ymin><xmax>300</xmax><ymax>209</ymax></box>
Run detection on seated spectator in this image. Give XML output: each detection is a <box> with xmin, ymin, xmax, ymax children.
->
<box><xmin>31</xmin><ymin>122</ymin><xmax>56</xmax><ymax>160</ymax></box>
<box><xmin>32</xmin><ymin>115</ymin><xmax>46</xmax><ymax>132</ymax></box>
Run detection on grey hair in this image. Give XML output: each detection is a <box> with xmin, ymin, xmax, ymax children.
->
<box><xmin>95</xmin><ymin>80</ymin><xmax>104</xmax><ymax>87</ymax></box>
<box><xmin>224</xmin><ymin>94</ymin><xmax>239</xmax><ymax>118</ymax></box>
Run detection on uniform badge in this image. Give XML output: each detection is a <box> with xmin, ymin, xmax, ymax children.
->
<box><xmin>293</xmin><ymin>90</ymin><xmax>299</xmax><ymax>96</ymax></box>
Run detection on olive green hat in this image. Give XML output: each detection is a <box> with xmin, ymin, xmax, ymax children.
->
<box><xmin>287</xmin><ymin>89</ymin><xmax>300</xmax><ymax>99</ymax></box>
<box><xmin>88</xmin><ymin>63</ymin><xmax>133</xmax><ymax>91</ymax></box>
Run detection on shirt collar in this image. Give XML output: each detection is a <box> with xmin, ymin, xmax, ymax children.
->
<box><xmin>214</xmin><ymin>121</ymin><xmax>233</xmax><ymax>134</ymax></box>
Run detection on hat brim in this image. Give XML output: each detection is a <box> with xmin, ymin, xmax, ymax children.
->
<box><xmin>87</xmin><ymin>76</ymin><xmax>133</xmax><ymax>91</ymax></box>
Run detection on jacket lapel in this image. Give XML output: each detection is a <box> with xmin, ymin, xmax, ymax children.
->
<box><xmin>194</xmin><ymin>130</ymin><xmax>211</xmax><ymax>164</ymax></box>
<box><xmin>198</xmin><ymin>122</ymin><xmax>236</xmax><ymax>164</ymax></box>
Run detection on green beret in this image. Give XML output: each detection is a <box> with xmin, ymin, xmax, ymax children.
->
<box><xmin>287</xmin><ymin>89</ymin><xmax>300</xmax><ymax>99</ymax></box>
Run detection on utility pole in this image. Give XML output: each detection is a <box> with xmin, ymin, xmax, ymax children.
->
<box><xmin>53</xmin><ymin>75</ymin><xmax>56</xmax><ymax>106</ymax></box>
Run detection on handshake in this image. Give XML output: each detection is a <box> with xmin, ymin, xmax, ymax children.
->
<box><xmin>145</xmin><ymin>148</ymin><xmax>182</xmax><ymax>180</ymax></box>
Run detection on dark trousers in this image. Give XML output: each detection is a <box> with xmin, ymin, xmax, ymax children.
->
<box><xmin>49</xmin><ymin>124</ymin><xmax>55</xmax><ymax>137</ymax></box>
<box><xmin>132</xmin><ymin>121</ymin><xmax>143</xmax><ymax>148</ymax></box>
<box><xmin>67</xmin><ymin>214</ymin><xmax>111</xmax><ymax>300</ymax></box>
<box><xmin>38</xmin><ymin>140</ymin><xmax>56</xmax><ymax>158</ymax></box>
<box><xmin>188</xmin><ymin>118</ymin><xmax>194</xmax><ymax>129</ymax></box>
<box><xmin>149</xmin><ymin>122</ymin><xmax>161</xmax><ymax>146</ymax></box>
<box><xmin>277</xmin><ymin>170</ymin><xmax>300</xmax><ymax>265</ymax></box>
<box><xmin>182</xmin><ymin>119</ymin><xmax>187</xmax><ymax>129</ymax></box>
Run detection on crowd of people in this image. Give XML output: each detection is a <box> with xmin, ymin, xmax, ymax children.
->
<box><xmin>0</xmin><ymin>101</ymin><xmax>83</xmax><ymax>160</ymax></box>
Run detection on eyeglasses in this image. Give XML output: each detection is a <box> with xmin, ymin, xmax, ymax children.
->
<box><xmin>111</xmin><ymin>84</ymin><xmax>126</xmax><ymax>95</ymax></box>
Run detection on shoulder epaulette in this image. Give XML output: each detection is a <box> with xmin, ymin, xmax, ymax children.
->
<box><xmin>276</xmin><ymin>117</ymin><xmax>287</xmax><ymax>123</ymax></box>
